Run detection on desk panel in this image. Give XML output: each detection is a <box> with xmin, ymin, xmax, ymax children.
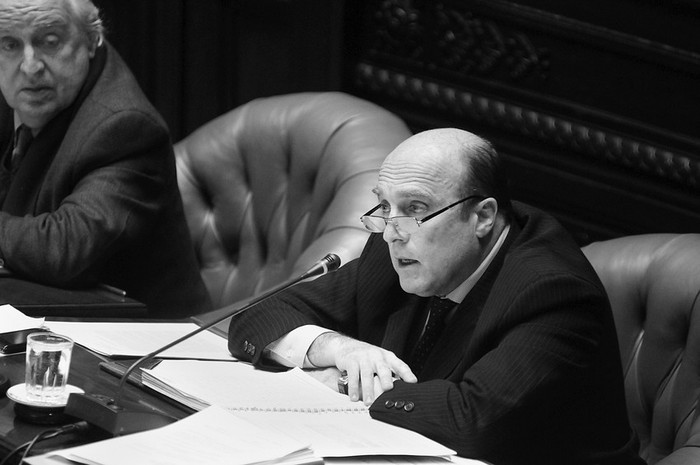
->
<box><xmin>0</xmin><ymin>345</ymin><xmax>190</xmax><ymax>457</ymax></box>
<box><xmin>0</xmin><ymin>278</ymin><xmax>147</xmax><ymax>319</ymax></box>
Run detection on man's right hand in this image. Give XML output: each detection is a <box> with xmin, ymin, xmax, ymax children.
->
<box><xmin>306</xmin><ymin>332</ymin><xmax>417</xmax><ymax>405</ymax></box>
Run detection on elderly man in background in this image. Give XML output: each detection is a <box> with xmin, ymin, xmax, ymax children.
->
<box><xmin>229</xmin><ymin>128</ymin><xmax>645</xmax><ymax>464</ymax></box>
<box><xmin>0</xmin><ymin>0</ymin><xmax>211</xmax><ymax>317</ymax></box>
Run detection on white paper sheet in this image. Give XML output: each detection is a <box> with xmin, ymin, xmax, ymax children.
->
<box><xmin>46</xmin><ymin>321</ymin><xmax>234</xmax><ymax>360</ymax></box>
<box><xmin>141</xmin><ymin>360</ymin><xmax>456</xmax><ymax>459</ymax></box>
<box><xmin>0</xmin><ymin>304</ymin><xmax>45</xmax><ymax>333</ymax></box>
<box><xmin>142</xmin><ymin>360</ymin><xmax>368</xmax><ymax>413</ymax></box>
<box><xmin>234</xmin><ymin>411</ymin><xmax>456</xmax><ymax>458</ymax></box>
<box><xmin>26</xmin><ymin>406</ymin><xmax>320</xmax><ymax>465</ymax></box>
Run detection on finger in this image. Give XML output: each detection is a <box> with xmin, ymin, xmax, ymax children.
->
<box><xmin>392</xmin><ymin>360</ymin><xmax>418</xmax><ymax>383</ymax></box>
<box><xmin>346</xmin><ymin>367</ymin><xmax>361</xmax><ymax>402</ymax></box>
<box><xmin>360</xmin><ymin>366</ymin><xmax>375</xmax><ymax>405</ymax></box>
<box><xmin>373</xmin><ymin>376</ymin><xmax>384</xmax><ymax>400</ymax></box>
<box><xmin>375</xmin><ymin>365</ymin><xmax>395</xmax><ymax>391</ymax></box>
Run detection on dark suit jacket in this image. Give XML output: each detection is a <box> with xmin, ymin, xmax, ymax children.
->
<box><xmin>229</xmin><ymin>203</ymin><xmax>643</xmax><ymax>464</ymax></box>
<box><xmin>0</xmin><ymin>44</ymin><xmax>211</xmax><ymax>318</ymax></box>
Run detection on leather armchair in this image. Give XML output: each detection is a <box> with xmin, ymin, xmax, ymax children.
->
<box><xmin>174</xmin><ymin>92</ymin><xmax>411</xmax><ymax>309</ymax></box>
<box><xmin>582</xmin><ymin>234</ymin><xmax>700</xmax><ymax>465</ymax></box>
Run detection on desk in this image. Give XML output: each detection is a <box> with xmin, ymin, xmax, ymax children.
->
<box><xmin>0</xmin><ymin>345</ymin><xmax>190</xmax><ymax>457</ymax></box>
<box><xmin>1</xmin><ymin>344</ymin><xmax>489</xmax><ymax>465</ymax></box>
<box><xmin>0</xmin><ymin>278</ymin><xmax>147</xmax><ymax>319</ymax></box>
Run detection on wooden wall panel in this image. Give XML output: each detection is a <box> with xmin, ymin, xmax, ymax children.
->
<box><xmin>342</xmin><ymin>0</ymin><xmax>700</xmax><ymax>244</ymax></box>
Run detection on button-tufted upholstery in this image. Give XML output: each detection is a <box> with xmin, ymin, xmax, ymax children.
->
<box><xmin>174</xmin><ymin>92</ymin><xmax>411</xmax><ymax>309</ymax></box>
<box><xmin>582</xmin><ymin>234</ymin><xmax>700</xmax><ymax>465</ymax></box>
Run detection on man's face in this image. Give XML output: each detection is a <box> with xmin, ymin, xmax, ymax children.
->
<box><xmin>374</xmin><ymin>131</ymin><xmax>483</xmax><ymax>297</ymax></box>
<box><xmin>0</xmin><ymin>0</ymin><xmax>95</xmax><ymax>130</ymax></box>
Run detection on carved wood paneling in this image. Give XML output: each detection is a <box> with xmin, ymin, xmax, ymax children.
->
<box><xmin>343</xmin><ymin>0</ymin><xmax>700</xmax><ymax>241</ymax></box>
<box><xmin>353</xmin><ymin>63</ymin><xmax>700</xmax><ymax>190</ymax></box>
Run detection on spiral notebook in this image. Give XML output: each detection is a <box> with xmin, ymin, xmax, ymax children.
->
<box><xmin>141</xmin><ymin>360</ymin><xmax>368</xmax><ymax>413</ymax></box>
<box><xmin>140</xmin><ymin>360</ymin><xmax>455</xmax><ymax>458</ymax></box>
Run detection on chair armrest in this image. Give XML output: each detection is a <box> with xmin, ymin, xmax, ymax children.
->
<box><xmin>655</xmin><ymin>447</ymin><xmax>700</xmax><ymax>465</ymax></box>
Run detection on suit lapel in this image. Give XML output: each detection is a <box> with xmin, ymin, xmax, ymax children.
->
<box><xmin>3</xmin><ymin>130</ymin><xmax>63</xmax><ymax>214</ymax></box>
<box><xmin>418</xmin><ymin>224</ymin><xmax>521</xmax><ymax>380</ymax></box>
<box><xmin>381</xmin><ymin>293</ymin><xmax>425</xmax><ymax>357</ymax></box>
<box><xmin>418</xmin><ymin>289</ymin><xmax>483</xmax><ymax>380</ymax></box>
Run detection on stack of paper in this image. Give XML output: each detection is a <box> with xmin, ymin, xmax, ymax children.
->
<box><xmin>0</xmin><ymin>306</ymin><xmax>231</xmax><ymax>360</ymax></box>
<box><xmin>26</xmin><ymin>360</ymin><xmax>457</xmax><ymax>465</ymax></box>
<box><xmin>25</xmin><ymin>406</ymin><xmax>322</xmax><ymax>465</ymax></box>
<box><xmin>139</xmin><ymin>360</ymin><xmax>456</xmax><ymax>459</ymax></box>
<box><xmin>46</xmin><ymin>321</ymin><xmax>233</xmax><ymax>360</ymax></box>
<box><xmin>141</xmin><ymin>360</ymin><xmax>368</xmax><ymax>413</ymax></box>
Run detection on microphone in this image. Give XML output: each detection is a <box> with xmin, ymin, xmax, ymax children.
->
<box><xmin>63</xmin><ymin>253</ymin><xmax>341</xmax><ymax>436</ymax></box>
<box><xmin>296</xmin><ymin>251</ymin><xmax>341</xmax><ymax>280</ymax></box>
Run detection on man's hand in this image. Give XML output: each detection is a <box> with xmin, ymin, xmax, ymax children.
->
<box><xmin>304</xmin><ymin>366</ymin><xmax>344</xmax><ymax>392</ymax></box>
<box><xmin>307</xmin><ymin>332</ymin><xmax>417</xmax><ymax>405</ymax></box>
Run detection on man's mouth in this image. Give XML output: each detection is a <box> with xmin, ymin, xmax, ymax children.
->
<box><xmin>397</xmin><ymin>258</ymin><xmax>418</xmax><ymax>267</ymax></box>
<box><xmin>21</xmin><ymin>86</ymin><xmax>53</xmax><ymax>97</ymax></box>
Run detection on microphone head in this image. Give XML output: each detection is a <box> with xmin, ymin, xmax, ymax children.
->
<box><xmin>299</xmin><ymin>253</ymin><xmax>342</xmax><ymax>280</ymax></box>
<box><xmin>323</xmin><ymin>253</ymin><xmax>342</xmax><ymax>272</ymax></box>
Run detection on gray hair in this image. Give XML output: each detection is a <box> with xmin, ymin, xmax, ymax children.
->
<box><xmin>65</xmin><ymin>0</ymin><xmax>105</xmax><ymax>47</ymax></box>
<box><xmin>459</xmin><ymin>136</ymin><xmax>513</xmax><ymax>218</ymax></box>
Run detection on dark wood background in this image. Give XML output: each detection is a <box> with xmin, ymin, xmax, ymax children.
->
<box><xmin>92</xmin><ymin>0</ymin><xmax>699</xmax><ymax>245</ymax></box>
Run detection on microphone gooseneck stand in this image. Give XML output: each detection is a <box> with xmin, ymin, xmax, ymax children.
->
<box><xmin>63</xmin><ymin>254</ymin><xmax>341</xmax><ymax>437</ymax></box>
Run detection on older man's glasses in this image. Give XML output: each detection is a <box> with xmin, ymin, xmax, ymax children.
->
<box><xmin>360</xmin><ymin>195</ymin><xmax>485</xmax><ymax>235</ymax></box>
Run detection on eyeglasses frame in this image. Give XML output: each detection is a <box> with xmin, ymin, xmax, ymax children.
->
<box><xmin>360</xmin><ymin>194</ymin><xmax>486</xmax><ymax>235</ymax></box>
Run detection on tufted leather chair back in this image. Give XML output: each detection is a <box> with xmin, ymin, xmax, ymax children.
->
<box><xmin>582</xmin><ymin>234</ymin><xmax>700</xmax><ymax>465</ymax></box>
<box><xmin>174</xmin><ymin>92</ymin><xmax>411</xmax><ymax>309</ymax></box>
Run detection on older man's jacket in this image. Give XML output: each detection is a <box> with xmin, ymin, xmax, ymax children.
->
<box><xmin>0</xmin><ymin>43</ymin><xmax>210</xmax><ymax>318</ymax></box>
<box><xmin>229</xmin><ymin>202</ymin><xmax>643</xmax><ymax>464</ymax></box>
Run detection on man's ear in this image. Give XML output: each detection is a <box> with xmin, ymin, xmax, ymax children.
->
<box><xmin>87</xmin><ymin>33</ymin><xmax>101</xmax><ymax>59</ymax></box>
<box><xmin>474</xmin><ymin>198</ymin><xmax>498</xmax><ymax>238</ymax></box>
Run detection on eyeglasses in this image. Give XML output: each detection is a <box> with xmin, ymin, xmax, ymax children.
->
<box><xmin>360</xmin><ymin>194</ymin><xmax>485</xmax><ymax>235</ymax></box>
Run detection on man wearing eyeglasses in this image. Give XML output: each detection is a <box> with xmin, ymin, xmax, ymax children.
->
<box><xmin>228</xmin><ymin>128</ymin><xmax>642</xmax><ymax>465</ymax></box>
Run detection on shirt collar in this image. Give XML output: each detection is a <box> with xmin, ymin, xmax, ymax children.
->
<box><xmin>445</xmin><ymin>223</ymin><xmax>511</xmax><ymax>304</ymax></box>
<box><xmin>13</xmin><ymin>113</ymin><xmax>41</xmax><ymax>135</ymax></box>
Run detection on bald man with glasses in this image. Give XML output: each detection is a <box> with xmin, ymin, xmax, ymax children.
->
<box><xmin>228</xmin><ymin>128</ymin><xmax>643</xmax><ymax>465</ymax></box>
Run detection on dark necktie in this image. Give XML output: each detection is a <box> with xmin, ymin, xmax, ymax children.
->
<box><xmin>409</xmin><ymin>297</ymin><xmax>456</xmax><ymax>374</ymax></box>
<box><xmin>11</xmin><ymin>125</ymin><xmax>33</xmax><ymax>171</ymax></box>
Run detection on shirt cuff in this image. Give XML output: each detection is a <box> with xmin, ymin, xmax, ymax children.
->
<box><xmin>264</xmin><ymin>325</ymin><xmax>333</xmax><ymax>368</ymax></box>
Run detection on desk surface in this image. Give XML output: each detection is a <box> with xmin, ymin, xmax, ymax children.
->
<box><xmin>0</xmin><ymin>340</ymin><xmax>489</xmax><ymax>465</ymax></box>
<box><xmin>0</xmin><ymin>345</ymin><xmax>190</xmax><ymax>457</ymax></box>
<box><xmin>0</xmin><ymin>277</ymin><xmax>147</xmax><ymax>319</ymax></box>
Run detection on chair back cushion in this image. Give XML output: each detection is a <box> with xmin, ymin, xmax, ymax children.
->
<box><xmin>582</xmin><ymin>234</ymin><xmax>700</xmax><ymax>464</ymax></box>
<box><xmin>175</xmin><ymin>92</ymin><xmax>411</xmax><ymax>308</ymax></box>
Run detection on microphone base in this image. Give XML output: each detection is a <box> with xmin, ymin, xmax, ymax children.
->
<box><xmin>64</xmin><ymin>392</ymin><xmax>177</xmax><ymax>437</ymax></box>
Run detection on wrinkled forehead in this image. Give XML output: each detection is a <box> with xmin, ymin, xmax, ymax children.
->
<box><xmin>376</xmin><ymin>131</ymin><xmax>467</xmax><ymax>199</ymax></box>
<box><xmin>0</xmin><ymin>0</ymin><xmax>72</xmax><ymax>32</ymax></box>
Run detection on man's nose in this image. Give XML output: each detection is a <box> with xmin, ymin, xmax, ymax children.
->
<box><xmin>20</xmin><ymin>46</ymin><xmax>45</xmax><ymax>75</ymax></box>
<box><xmin>382</xmin><ymin>219</ymin><xmax>406</xmax><ymax>243</ymax></box>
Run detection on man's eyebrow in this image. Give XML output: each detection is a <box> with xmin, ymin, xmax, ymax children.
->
<box><xmin>407</xmin><ymin>191</ymin><xmax>430</xmax><ymax>199</ymax></box>
<box><xmin>371</xmin><ymin>187</ymin><xmax>431</xmax><ymax>202</ymax></box>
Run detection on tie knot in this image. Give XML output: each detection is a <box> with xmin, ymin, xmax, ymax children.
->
<box><xmin>428</xmin><ymin>297</ymin><xmax>456</xmax><ymax>318</ymax></box>
<box><xmin>422</xmin><ymin>297</ymin><xmax>455</xmax><ymax>337</ymax></box>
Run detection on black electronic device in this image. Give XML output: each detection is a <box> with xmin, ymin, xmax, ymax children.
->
<box><xmin>0</xmin><ymin>328</ymin><xmax>47</xmax><ymax>355</ymax></box>
<box><xmin>0</xmin><ymin>373</ymin><xmax>10</xmax><ymax>397</ymax></box>
<box><xmin>63</xmin><ymin>253</ymin><xmax>341</xmax><ymax>437</ymax></box>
